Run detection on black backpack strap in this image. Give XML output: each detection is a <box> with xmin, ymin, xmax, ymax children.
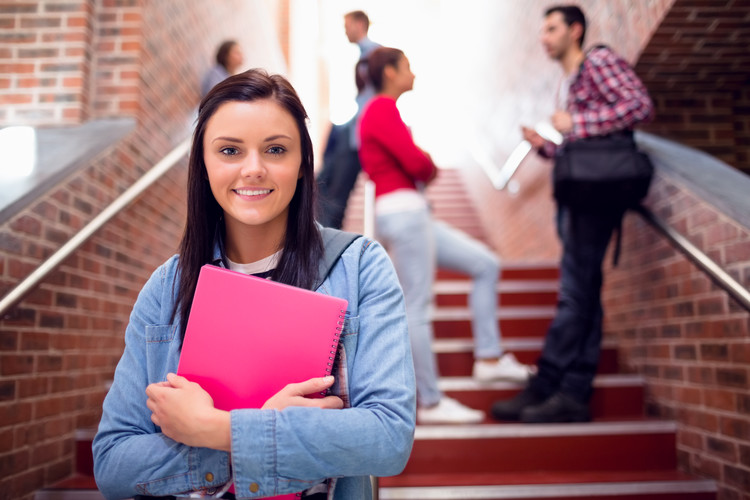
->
<box><xmin>313</xmin><ymin>227</ymin><xmax>361</xmax><ymax>290</ymax></box>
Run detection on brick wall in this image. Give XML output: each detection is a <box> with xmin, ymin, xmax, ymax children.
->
<box><xmin>603</xmin><ymin>173</ymin><xmax>750</xmax><ymax>500</ymax></box>
<box><xmin>0</xmin><ymin>2</ymin><xmax>285</xmax><ymax>499</ymax></box>
<box><xmin>635</xmin><ymin>0</ymin><xmax>750</xmax><ymax>173</ymax></box>
<box><xmin>0</xmin><ymin>0</ymin><xmax>94</xmax><ymax>124</ymax></box>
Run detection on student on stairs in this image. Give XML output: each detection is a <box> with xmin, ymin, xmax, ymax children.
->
<box><xmin>358</xmin><ymin>47</ymin><xmax>534</xmax><ymax>425</ymax></box>
<box><xmin>491</xmin><ymin>5</ymin><xmax>653</xmax><ymax>424</ymax></box>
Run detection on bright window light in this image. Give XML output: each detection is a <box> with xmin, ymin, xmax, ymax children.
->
<box><xmin>0</xmin><ymin>126</ymin><xmax>37</xmax><ymax>180</ymax></box>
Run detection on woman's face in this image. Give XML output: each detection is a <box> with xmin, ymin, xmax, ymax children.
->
<box><xmin>226</xmin><ymin>44</ymin><xmax>244</xmax><ymax>73</ymax></box>
<box><xmin>389</xmin><ymin>55</ymin><xmax>415</xmax><ymax>94</ymax></box>
<box><xmin>203</xmin><ymin>99</ymin><xmax>302</xmax><ymax>240</ymax></box>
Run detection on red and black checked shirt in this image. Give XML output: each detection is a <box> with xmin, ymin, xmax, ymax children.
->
<box><xmin>543</xmin><ymin>45</ymin><xmax>654</xmax><ymax>156</ymax></box>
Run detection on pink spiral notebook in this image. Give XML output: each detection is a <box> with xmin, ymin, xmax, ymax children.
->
<box><xmin>177</xmin><ymin>264</ymin><xmax>348</xmax><ymax>499</ymax></box>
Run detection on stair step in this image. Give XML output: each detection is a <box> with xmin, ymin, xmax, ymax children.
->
<box><xmin>438</xmin><ymin>263</ymin><xmax>560</xmax><ymax>282</ymax></box>
<box><xmin>434</xmin><ymin>338</ymin><xmax>620</xmax><ymax>375</ymax></box>
<box><xmin>434</xmin><ymin>280</ymin><xmax>559</xmax><ymax>307</ymax></box>
<box><xmin>380</xmin><ymin>472</ymin><xmax>716</xmax><ymax>499</ymax></box>
<box><xmin>402</xmin><ymin>421</ymin><xmax>677</xmax><ymax>475</ymax></box>
<box><xmin>438</xmin><ymin>375</ymin><xmax>644</xmax><ymax>419</ymax></box>
<box><xmin>34</xmin><ymin>474</ymin><xmax>102</xmax><ymax>500</ymax></box>
<box><xmin>433</xmin><ymin>306</ymin><xmax>554</xmax><ymax>339</ymax></box>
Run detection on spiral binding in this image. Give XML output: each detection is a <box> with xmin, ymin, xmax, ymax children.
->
<box><xmin>320</xmin><ymin>309</ymin><xmax>346</xmax><ymax>397</ymax></box>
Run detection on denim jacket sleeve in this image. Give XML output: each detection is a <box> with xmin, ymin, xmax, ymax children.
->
<box><xmin>229</xmin><ymin>238</ymin><xmax>416</xmax><ymax>498</ymax></box>
<box><xmin>93</xmin><ymin>258</ymin><xmax>231</xmax><ymax>499</ymax></box>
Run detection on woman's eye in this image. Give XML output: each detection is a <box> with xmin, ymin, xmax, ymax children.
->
<box><xmin>219</xmin><ymin>146</ymin><xmax>240</xmax><ymax>156</ymax></box>
<box><xmin>267</xmin><ymin>146</ymin><xmax>286</xmax><ymax>155</ymax></box>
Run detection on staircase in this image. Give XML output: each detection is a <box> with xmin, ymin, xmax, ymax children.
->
<box><xmin>35</xmin><ymin>170</ymin><xmax>717</xmax><ymax>500</ymax></box>
<box><xmin>344</xmin><ymin>169</ymin><xmax>717</xmax><ymax>500</ymax></box>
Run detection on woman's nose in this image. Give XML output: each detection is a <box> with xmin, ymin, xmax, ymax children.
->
<box><xmin>240</xmin><ymin>152</ymin><xmax>265</xmax><ymax>177</ymax></box>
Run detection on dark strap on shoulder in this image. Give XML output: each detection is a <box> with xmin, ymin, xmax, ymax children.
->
<box><xmin>313</xmin><ymin>227</ymin><xmax>361</xmax><ymax>290</ymax></box>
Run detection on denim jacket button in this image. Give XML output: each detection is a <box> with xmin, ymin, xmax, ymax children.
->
<box><xmin>204</xmin><ymin>472</ymin><xmax>214</xmax><ymax>482</ymax></box>
<box><xmin>249</xmin><ymin>482</ymin><xmax>260</xmax><ymax>493</ymax></box>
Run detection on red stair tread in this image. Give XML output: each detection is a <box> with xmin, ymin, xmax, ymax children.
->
<box><xmin>44</xmin><ymin>474</ymin><xmax>97</xmax><ymax>489</ymax></box>
<box><xmin>404</xmin><ymin>421</ymin><xmax>677</xmax><ymax>474</ymax></box>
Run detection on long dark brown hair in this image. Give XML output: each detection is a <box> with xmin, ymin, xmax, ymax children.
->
<box><xmin>173</xmin><ymin>68</ymin><xmax>323</xmax><ymax>339</ymax></box>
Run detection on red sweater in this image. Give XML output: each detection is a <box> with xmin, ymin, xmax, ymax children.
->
<box><xmin>357</xmin><ymin>95</ymin><xmax>436</xmax><ymax>198</ymax></box>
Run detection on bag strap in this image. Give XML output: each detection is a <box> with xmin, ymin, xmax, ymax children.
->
<box><xmin>313</xmin><ymin>227</ymin><xmax>361</xmax><ymax>290</ymax></box>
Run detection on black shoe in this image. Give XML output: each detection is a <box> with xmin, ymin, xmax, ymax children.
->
<box><xmin>520</xmin><ymin>392</ymin><xmax>591</xmax><ymax>423</ymax></box>
<box><xmin>490</xmin><ymin>386</ymin><xmax>548</xmax><ymax>421</ymax></box>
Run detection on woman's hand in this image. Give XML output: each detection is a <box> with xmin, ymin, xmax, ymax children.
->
<box><xmin>262</xmin><ymin>376</ymin><xmax>344</xmax><ymax>411</ymax></box>
<box><xmin>146</xmin><ymin>373</ymin><xmax>231</xmax><ymax>451</ymax></box>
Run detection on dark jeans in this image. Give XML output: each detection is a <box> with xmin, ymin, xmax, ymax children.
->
<box><xmin>530</xmin><ymin>205</ymin><xmax>624</xmax><ymax>403</ymax></box>
<box><xmin>316</xmin><ymin>120</ymin><xmax>362</xmax><ymax>229</ymax></box>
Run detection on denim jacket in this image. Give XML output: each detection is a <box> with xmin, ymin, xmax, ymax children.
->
<box><xmin>93</xmin><ymin>236</ymin><xmax>416</xmax><ymax>499</ymax></box>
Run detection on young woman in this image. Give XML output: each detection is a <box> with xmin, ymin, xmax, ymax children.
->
<box><xmin>357</xmin><ymin>47</ymin><xmax>533</xmax><ymax>425</ymax></box>
<box><xmin>93</xmin><ymin>69</ymin><xmax>415</xmax><ymax>499</ymax></box>
<box><xmin>201</xmin><ymin>40</ymin><xmax>245</xmax><ymax>97</ymax></box>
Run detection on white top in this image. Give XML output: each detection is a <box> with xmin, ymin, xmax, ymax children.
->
<box><xmin>375</xmin><ymin>188</ymin><xmax>428</xmax><ymax>216</ymax></box>
<box><xmin>226</xmin><ymin>250</ymin><xmax>281</xmax><ymax>275</ymax></box>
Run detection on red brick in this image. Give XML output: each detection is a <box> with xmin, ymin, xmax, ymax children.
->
<box><xmin>33</xmin><ymin>396</ymin><xmax>64</xmax><ymax>419</ymax></box>
<box><xmin>0</xmin><ymin>401</ymin><xmax>32</xmax><ymax>426</ymax></box>
<box><xmin>0</xmin><ymin>354</ymin><xmax>34</xmax><ymax>376</ymax></box>
<box><xmin>720</xmin><ymin>415</ymin><xmax>750</xmax><ymax>440</ymax></box>
<box><xmin>724</xmin><ymin>464</ymin><xmax>750</xmax><ymax>493</ymax></box>
<box><xmin>702</xmin><ymin>343</ymin><xmax>731</xmax><ymax>361</ymax></box>
<box><xmin>717</xmin><ymin>368</ymin><xmax>749</xmax><ymax>389</ymax></box>
<box><xmin>675</xmin><ymin>385</ymin><xmax>702</xmax><ymax>405</ymax></box>
<box><xmin>7</xmin><ymin>466</ymin><xmax>45</xmax><ymax>499</ymax></box>
<box><xmin>705</xmin><ymin>389</ymin><xmax>737</xmax><ymax>412</ymax></box>
<box><xmin>707</xmin><ymin>435</ymin><xmax>738</xmax><ymax>461</ymax></box>
<box><xmin>725</xmin><ymin>240</ymin><xmax>750</xmax><ymax>262</ymax></box>
<box><xmin>731</xmin><ymin>343</ymin><xmax>750</xmax><ymax>364</ymax></box>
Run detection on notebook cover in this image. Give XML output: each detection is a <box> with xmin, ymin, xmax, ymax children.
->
<box><xmin>177</xmin><ymin>264</ymin><xmax>348</xmax><ymax>411</ymax></box>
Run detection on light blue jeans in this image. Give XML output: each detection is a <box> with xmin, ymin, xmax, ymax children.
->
<box><xmin>377</xmin><ymin>206</ymin><xmax>503</xmax><ymax>407</ymax></box>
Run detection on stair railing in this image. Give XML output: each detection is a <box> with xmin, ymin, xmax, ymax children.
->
<box><xmin>475</xmin><ymin>128</ymin><xmax>749</xmax><ymax>313</ymax></box>
<box><xmin>635</xmin><ymin>205</ymin><xmax>750</xmax><ymax>312</ymax></box>
<box><xmin>363</xmin><ymin>178</ymin><xmax>376</xmax><ymax>239</ymax></box>
<box><xmin>0</xmin><ymin>138</ymin><xmax>191</xmax><ymax>319</ymax></box>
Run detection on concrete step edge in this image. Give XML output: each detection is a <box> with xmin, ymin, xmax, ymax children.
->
<box><xmin>379</xmin><ymin>479</ymin><xmax>717</xmax><ymax>499</ymax></box>
<box><xmin>414</xmin><ymin>420</ymin><xmax>677</xmax><ymax>440</ymax></box>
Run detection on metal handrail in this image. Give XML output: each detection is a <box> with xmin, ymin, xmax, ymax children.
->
<box><xmin>363</xmin><ymin>179</ymin><xmax>376</xmax><ymax>239</ymax></box>
<box><xmin>0</xmin><ymin>138</ymin><xmax>191</xmax><ymax>318</ymax></box>
<box><xmin>635</xmin><ymin>205</ymin><xmax>750</xmax><ymax>312</ymax></box>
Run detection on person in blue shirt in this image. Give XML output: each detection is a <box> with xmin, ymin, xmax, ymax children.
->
<box><xmin>201</xmin><ymin>40</ymin><xmax>244</xmax><ymax>97</ymax></box>
<box><xmin>316</xmin><ymin>10</ymin><xmax>382</xmax><ymax>229</ymax></box>
<box><xmin>93</xmin><ymin>68</ymin><xmax>415</xmax><ymax>500</ymax></box>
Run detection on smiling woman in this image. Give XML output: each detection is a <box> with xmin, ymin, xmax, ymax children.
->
<box><xmin>203</xmin><ymin>99</ymin><xmax>304</xmax><ymax>264</ymax></box>
<box><xmin>92</xmin><ymin>68</ymin><xmax>415</xmax><ymax>500</ymax></box>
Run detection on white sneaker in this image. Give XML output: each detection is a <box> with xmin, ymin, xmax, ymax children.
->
<box><xmin>472</xmin><ymin>353</ymin><xmax>534</xmax><ymax>383</ymax></box>
<box><xmin>417</xmin><ymin>396</ymin><xmax>485</xmax><ymax>424</ymax></box>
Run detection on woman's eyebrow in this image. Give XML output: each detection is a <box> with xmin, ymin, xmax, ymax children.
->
<box><xmin>211</xmin><ymin>136</ymin><xmax>243</xmax><ymax>144</ymax></box>
<box><xmin>264</xmin><ymin>134</ymin><xmax>293</xmax><ymax>142</ymax></box>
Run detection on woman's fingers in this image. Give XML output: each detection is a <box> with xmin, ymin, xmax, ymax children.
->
<box><xmin>288</xmin><ymin>375</ymin><xmax>335</xmax><ymax>397</ymax></box>
<box><xmin>262</xmin><ymin>376</ymin><xmax>342</xmax><ymax>410</ymax></box>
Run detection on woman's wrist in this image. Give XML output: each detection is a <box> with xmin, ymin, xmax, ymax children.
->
<box><xmin>201</xmin><ymin>408</ymin><xmax>232</xmax><ymax>451</ymax></box>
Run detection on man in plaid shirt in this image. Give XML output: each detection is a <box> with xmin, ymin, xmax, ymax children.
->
<box><xmin>492</xmin><ymin>4</ymin><xmax>653</xmax><ymax>423</ymax></box>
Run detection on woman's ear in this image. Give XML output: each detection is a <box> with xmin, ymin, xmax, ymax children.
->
<box><xmin>383</xmin><ymin>64</ymin><xmax>397</xmax><ymax>82</ymax></box>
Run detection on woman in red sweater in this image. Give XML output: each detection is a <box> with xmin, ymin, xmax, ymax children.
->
<box><xmin>358</xmin><ymin>47</ymin><xmax>533</xmax><ymax>424</ymax></box>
